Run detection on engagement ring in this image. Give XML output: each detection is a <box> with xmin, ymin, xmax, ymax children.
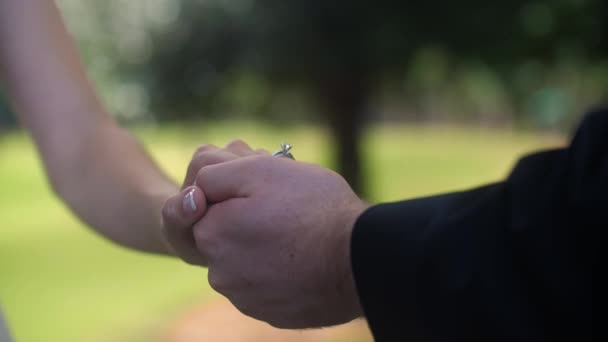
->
<box><xmin>272</xmin><ymin>143</ymin><xmax>295</xmax><ymax>160</ymax></box>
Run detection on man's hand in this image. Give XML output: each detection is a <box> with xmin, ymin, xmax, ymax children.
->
<box><xmin>161</xmin><ymin>140</ymin><xmax>263</xmax><ymax>265</ymax></box>
<box><xmin>190</xmin><ymin>152</ymin><xmax>368</xmax><ymax>328</ymax></box>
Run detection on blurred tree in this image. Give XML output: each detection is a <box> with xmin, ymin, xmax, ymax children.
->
<box><xmin>135</xmin><ymin>0</ymin><xmax>608</xmax><ymax>194</ymax></box>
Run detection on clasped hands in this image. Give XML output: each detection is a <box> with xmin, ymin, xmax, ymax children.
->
<box><xmin>160</xmin><ymin>140</ymin><xmax>367</xmax><ymax>329</ymax></box>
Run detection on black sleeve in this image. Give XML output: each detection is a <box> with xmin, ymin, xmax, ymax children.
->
<box><xmin>351</xmin><ymin>108</ymin><xmax>606</xmax><ymax>341</ymax></box>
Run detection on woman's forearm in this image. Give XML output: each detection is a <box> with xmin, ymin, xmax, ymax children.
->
<box><xmin>0</xmin><ymin>0</ymin><xmax>178</xmax><ymax>254</ymax></box>
<box><xmin>56</xmin><ymin>121</ymin><xmax>179</xmax><ymax>254</ymax></box>
<box><xmin>0</xmin><ymin>0</ymin><xmax>104</xmax><ymax>136</ymax></box>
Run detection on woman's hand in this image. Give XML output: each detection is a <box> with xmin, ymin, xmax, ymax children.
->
<box><xmin>161</xmin><ymin>140</ymin><xmax>267</xmax><ymax>265</ymax></box>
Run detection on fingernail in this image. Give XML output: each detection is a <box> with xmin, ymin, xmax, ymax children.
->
<box><xmin>183</xmin><ymin>189</ymin><xmax>197</xmax><ymax>213</ymax></box>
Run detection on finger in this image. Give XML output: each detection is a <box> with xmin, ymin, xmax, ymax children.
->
<box><xmin>182</xmin><ymin>150</ymin><xmax>240</xmax><ymax>189</ymax></box>
<box><xmin>161</xmin><ymin>186</ymin><xmax>208</xmax><ymax>265</ymax></box>
<box><xmin>195</xmin><ymin>144</ymin><xmax>219</xmax><ymax>155</ymax></box>
<box><xmin>181</xmin><ymin>145</ymin><xmax>218</xmax><ymax>190</ymax></box>
<box><xmin>192</xmin><ymin>200</ymin><xmax>242</xmax><ymax>268</ymax></box>
<box><xmin>225</xmin><ymin>139</ymin><xmax>254</xmax><ymax>156</ymax></box>
<box><xmin>195</xmin><ymin>155</ymin><xmax>267</xmax><ymax>203</ymax></box>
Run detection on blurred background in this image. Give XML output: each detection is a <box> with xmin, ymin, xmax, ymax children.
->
<box><xmin>0</xmin><ymin>0</ymin><xmax>606</xmax><ymax>341</ymax></box>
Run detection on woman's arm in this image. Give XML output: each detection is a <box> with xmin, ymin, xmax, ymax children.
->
<box><xmin>0</xmin><ymin>0</ymin><xmax>201</xmax><ymax>255</ymax></box>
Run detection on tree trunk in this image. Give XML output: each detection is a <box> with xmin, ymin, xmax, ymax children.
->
<box><xmin>316</xmin><ymin>74</ymin><xmax>370</xmax><ymax>197</ymax></box>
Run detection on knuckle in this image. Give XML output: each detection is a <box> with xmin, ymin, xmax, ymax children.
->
<box><xmin>226</xmin><ymin>139</ymin><xmax>248</xmax><ymax>149</ymax></box>
<box><xmin>192</xmin><ymin>151</ymin><xmax>214</xmax><ymax>166</ymax></box>
<box><xmin>191</xmin><ymin>151</ymin><xmax>229</xmax><ymax>173</ymax></box>
<box><xmin>194</xmin><ymin>144</ymin><xmax>217</xmax><ymax>155</ymax></box>
<box><xmin>189</xmin><ymin>154</ymin><xmax>204</xmax><ymax>171</ymax></box>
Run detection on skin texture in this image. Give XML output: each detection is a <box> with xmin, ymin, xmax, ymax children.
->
<box><xmin>163</xmin><ymin>142</ymin><xmax>368</xmax><ymax>328</ymax></box>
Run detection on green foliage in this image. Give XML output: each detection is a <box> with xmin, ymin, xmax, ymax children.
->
<box><xmin>14</xmin><ymin>0</ymin><xmax>607</xmax><ymax>192</ymax></box>
<box><xmin>136</xmin><ymin>0</ymin><xmax>607</xmax><ymax>120</ymax></box>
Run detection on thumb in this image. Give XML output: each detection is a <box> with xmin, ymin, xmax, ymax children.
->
<box><xmin>161</xmin><ymin>186</ymin><xmax>208</xmax><ymax>266</ymax></box>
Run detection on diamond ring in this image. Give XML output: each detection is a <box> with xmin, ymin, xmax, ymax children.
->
<box><xmin>272</xmin><ymin>143</ymin><xmax>295</xmax><ymax>160</ymax></box>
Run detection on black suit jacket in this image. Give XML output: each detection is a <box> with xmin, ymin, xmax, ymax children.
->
<box><xmin>351</xmin><ymin>108</ymin><xmax>605</xmax><ymax>341</ymax></box>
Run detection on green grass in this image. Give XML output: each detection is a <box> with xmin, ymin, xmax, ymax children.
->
<box><xmin>0</xmin><ymin>121</ymin><xmax>562</xmax><ymax>341</ymax></box>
